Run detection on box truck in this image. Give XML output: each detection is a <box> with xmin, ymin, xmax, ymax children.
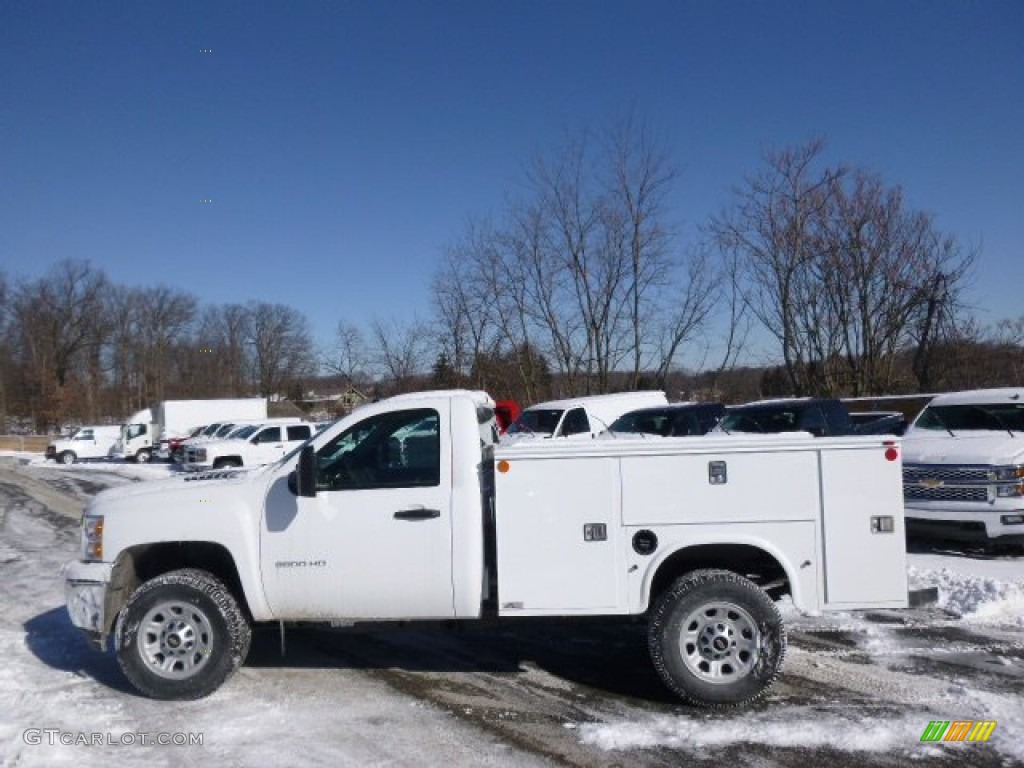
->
<box><xmin>114</xmin><ymin>399</ymin><xmax>268</xmax><ymax>463</ymax></box>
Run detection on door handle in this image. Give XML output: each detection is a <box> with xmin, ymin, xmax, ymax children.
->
<box><xmin>394</xmin><ymin>507</ymin><xmax>441</xmax><ymax>520</ymax></box>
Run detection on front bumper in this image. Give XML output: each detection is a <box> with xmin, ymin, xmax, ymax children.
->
<box><xmin>904</xmin><ymin>503</ymin><xmax>1024</xmax><ymax>542</ymax></box>
<box><xmin>64</xmin><ymin>560</ymin><xmax>114</xmax><ymax>650</ymax></box>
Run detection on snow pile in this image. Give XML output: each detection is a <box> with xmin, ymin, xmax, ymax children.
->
<box><xmin>909</xmin><ymin>563</ymin><xmax>1024</xmax><ymax>628</ymax></box>
<box><xmin>578</xmin><ymin>709</ymin><xmax>933</xmax><ymax>755</ymax></box>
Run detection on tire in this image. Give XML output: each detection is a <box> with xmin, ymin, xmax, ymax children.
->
<box><xmin>114</xmin><ymin>568</ymin><xmax>251</xmax><ymax>700</ymax></box>
<box><xmin>59</xmin><ymin>451</ymin><xmax>76</xmax><ymax>465</ymax></box>
<box><xmin>212</xmin><ymin>457</ymin><xmax>242</xmax><ymax>469</ymax></box>
<box><xmin>648</xmin><ymin>569</ymin><xmax>785</xmax><ymax>708</ymax></box>
<box><xmin>135</xmin><ymin>448</ymin><xmax>152</xmax><ymax>463</ymax></box>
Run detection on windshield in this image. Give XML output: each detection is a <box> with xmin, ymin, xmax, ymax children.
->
<box><xmin>914</xmin><ymin>403</ymin><xmax>1024</xmax><ymax>432</ymax></box>
<box><xmin>506</xmin><ymin>408</ymin><xmax>563</xmax><ymax>436</ymax></box>
<box><xmin>230</xmin><ymin>425</ymin><xmax>258</xmax><ymax>439</ymax></box>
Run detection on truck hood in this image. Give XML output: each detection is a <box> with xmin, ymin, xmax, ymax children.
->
<box><xmin>90</xmin><ymin>468</ymin><xmax>253</xmax><ymax>508</ymax></box>
<box><xmin>902</xmin><ymin>433</ymin><xmax>1024</xmax><ymax>465</ymax></box>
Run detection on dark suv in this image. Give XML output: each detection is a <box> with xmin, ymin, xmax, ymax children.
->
<box><xmin>717</xmin><ymin>398</ymin><xmax>855</xmax><ymax>437</ymax></box>
<box><xmin>606</xmin><ymin>403</ymin><xmax>726</xmax><ymax>437</ymax></box>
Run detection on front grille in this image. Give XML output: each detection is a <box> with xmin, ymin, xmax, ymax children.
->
<box><xmin>902</xmin><ymin>462</ymin><xmax>1002</xmax><ymax>504</ymax></box>
<box><xmin>904</xmin><ymin>485</ymin><xmax>988</xmax><ymax>502</ymax></box>
<box><xmin>903</xmin><ymin>464</ymin><xmax>992</xmax><ymax>483</ymax></box>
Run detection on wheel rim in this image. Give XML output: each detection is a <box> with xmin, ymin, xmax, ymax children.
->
<box><xmin>137</xmin><ymin>451</ymin><xmax>150</xmax><ymax>463</ymax></box>
<box><xmin>138</xmin><ymin>600</ymin><xmax>215</xmax><ymax>680</ymax></box>
<box><xmin>61</xmin><ymin>453</ymin><xmax>74</xmax><ymax>465</ymax></box>
<box><xmin>678</xmin><ymin>601</ymin><xmax>761</xmax><ymax>684</ymax></box>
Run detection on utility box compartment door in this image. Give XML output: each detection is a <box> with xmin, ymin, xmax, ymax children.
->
<box><xmin>820</xmin><ymin>448</ymin><xmax>908</xmax><ymax>608</ymax></box>
<box><xmin>495</xmin><ymin>456</ymin><xmax>624</xmax><ymax>615</ymax></box>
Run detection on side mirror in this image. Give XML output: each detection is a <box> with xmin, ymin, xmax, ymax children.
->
<box><xmin>290</xmin><ymin>444</ymin><xmax>317</xmax><ymax>498</ymax></box>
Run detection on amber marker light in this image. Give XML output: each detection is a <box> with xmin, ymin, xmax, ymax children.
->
<box><xmin>497</xmin><ymin>460</ymin><xmax>510</xmax><ymax>473</ymax></box>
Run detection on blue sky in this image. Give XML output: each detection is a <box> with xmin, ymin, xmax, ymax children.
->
<box><xmin>3</xmin><ymin>1</ymin><xmax>1022</xmax><ymax>360</ymax></box>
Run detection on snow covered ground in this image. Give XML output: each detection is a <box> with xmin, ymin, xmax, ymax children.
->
<box><xmin>1</xmin><ymin>452</ymin><xmax>1022</xmax><ymax>767</ymax></box>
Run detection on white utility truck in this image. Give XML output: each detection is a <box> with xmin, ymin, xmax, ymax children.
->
<box><xmin>902</xmin><ymin>388</ymin><xmax>1024</xmax><ymax>549</ymax></box>
<box><xmin>65</xmin><ymin>390</ymin><xmax>908</xmax><ymax>706</ymax></box>
<box><xmin>115</xmin><ymin>398</ymin><xmax>267</xmax><ymax>463</ymax></box>
<box><xmin>46</xmin><ymin>426</ymin><xmax>121</xmax><ymax>465</ymax></box>
<box><xmin>502</xmin><ymin>390</ymin><xmax>669</xmax><ymax>441</ymax></box>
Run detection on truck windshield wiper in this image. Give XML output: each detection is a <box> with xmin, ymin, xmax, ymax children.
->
<box><xmin>929</xmin><ymin>409</ymin><xmax>957</xmax><ymax>438</ymax></box>
<box><xmin>984</xmin><ymin>408</ymin><xmax>1016</xmax><ymax>438</ymax></box>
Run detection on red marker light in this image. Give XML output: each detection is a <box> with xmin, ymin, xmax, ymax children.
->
<box><xmin>885</xmin><ymin>447</ymin><xmax>899</xmax><ymax>462</ymax></box>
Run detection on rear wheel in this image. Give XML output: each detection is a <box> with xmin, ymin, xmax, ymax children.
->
<box><xmin>115</xmin><ymin>569</ymin><xmax>251</xmax><ymax>700</ymax></box>
<box><xmin>59</xmin><ymin>451</ymin><xmax>76</xmax><ymax>465</ymax></box>
<box><xmin>648</xmin><ymin>569</ymin><xmax>785</xmax><ymax>708</ymax></box>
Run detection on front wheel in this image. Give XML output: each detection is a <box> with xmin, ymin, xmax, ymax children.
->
<box><xmin>115</xmin><ymin>569</ymin><xmax>251</xmax><ymax>700</ymax></box>
<box><xmin>648</xmin><ymin>569</ymin><xmax>785</xmax><ymax>708</ymax></box>
<box><xmin>135</xmin><ymin>448</ymin><xmax>152</xmax><ymax>463</ymax></box>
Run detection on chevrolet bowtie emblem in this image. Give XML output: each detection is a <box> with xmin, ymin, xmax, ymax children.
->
<box><xmin>920</xmin><ymin>478</ymin><xmax>944</xmax><ymax>488</ymax></box>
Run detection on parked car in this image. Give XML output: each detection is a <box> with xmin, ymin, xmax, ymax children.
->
<box><xmin>850</xmin><ymin>411</ymin><xmax>908</xmax><ymax>436</ymax></box>
<box><xmin>502</xmin><ymin>391</ymin><xmax>668</xmax><ymax>442</ymax></box>
<box><xmin>715</xmin><ymin>398</ymin><xmax>856</xmax><ymax>437</ymax></box>
<box><xmin>604</xmin><ymin>402</ymin><xmax>725</xmax><ymax>437</ymax></box>
<box><xmin>159</xmin><ymin>425</ymin><xmax>206</xmax><ymax>462</ymax></box>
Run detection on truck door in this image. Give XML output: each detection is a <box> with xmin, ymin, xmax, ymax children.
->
<box><xmin>249</xmin><ymin>426</ymin><xmax>284</xmax><ymax>464</ymax></box>
<box><xmin>260</xmin><ymin>404</ymin><xmax>454</xmax><ymax>619</ymax></box>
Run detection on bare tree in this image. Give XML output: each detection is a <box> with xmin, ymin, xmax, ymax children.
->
<box><xmin>324</xmin><ymin>320</ymin><xmax>369</xmax><ymax>389</ymax></box>
<box><xmin>246</xmin><ymin>302</ymin><xmax>317</xmax><ymax>397</ymax></box>
<box><xmin>711</xmin><ymin>139</ymin><xmax>975</xmax><ymax>396</ymax></box>
<box><xmin>133</xmin><ymin>286</ymin><xmax>198</xmax><ymax>402</ymax></box>
<box><xmin>8</xmin><ymin>260</ymin><xmax>109</xmax><ymax>429</ymax></box>
<box><xmin>433</xmin><ymin>122</ymin><xmax>721</xmax><ymax>399</ymax></box>
<box><xmin>370</xmin><ymin>316</ymin><xmax>430</xmax><ymax>394</ymax></box>
<box><xmin>710</xmin><ymin>139</ymin><xmax>844</xmax><ymax>395</ymax></box>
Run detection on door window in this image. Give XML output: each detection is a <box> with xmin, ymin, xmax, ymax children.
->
<box><xmin>254</xmin><ymin>427</ymin><xmax>281</xmax><ymax>443</ymax></box>
<box><xmin>560</xmin><ymin>408</ymin><xmax>590</xmax><ymax>436</ymax></box>
<box><xmin>316</xmin><ymin>408</ymin><xmax>440</xmax><ymax>490</ymax></box>
<box><xmin>287</xmin><ymin>424</ymin><xmax>312</xmax><ymax>441</ymax></box>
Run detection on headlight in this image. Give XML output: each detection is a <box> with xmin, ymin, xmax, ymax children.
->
<box><xmin>996</xmin><ymin>483</ymin><xmax>1024</xmax><ymax>499</ymax></box>
<box><xmin>82</xmin><ymin>515</ymin><xmax>104</xmax><ymax>561</ymax></box>
<box><xmin>990</xmin><ymin>465</ymin><xmax>1024</xmax><ymax>481</ymax></box>
<box><xmin>196</xmin><ymin>448</ymin><xmax>207</xmax><ymax>461</ymax></box>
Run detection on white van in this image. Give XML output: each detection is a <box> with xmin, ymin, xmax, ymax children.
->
<box><xmin>502</xmin><ymin>391</ymin><xmax>668</xmax><ymax>442</ymax></box>
<box><xmin>46</xmin><ymin>426</ymin><xmax>122</xmax><ymax>465</ymax></box>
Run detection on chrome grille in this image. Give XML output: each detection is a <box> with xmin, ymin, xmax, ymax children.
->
<box><xmin>903</xmin><ymin>464</ymin><xmax>992</xmax><ymax>483</ymax></box>
<box><xmin>904</xmin><ymin>485</ymin><xmax>988</xmax><ymax>502</ymax></box>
